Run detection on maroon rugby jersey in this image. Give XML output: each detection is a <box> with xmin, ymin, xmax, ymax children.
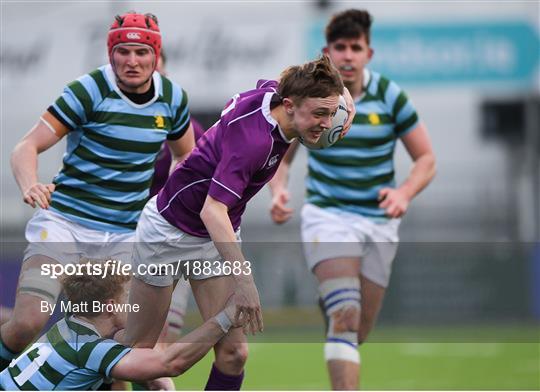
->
<box><xmin>156</xmin><ymin>80</ymin><xmax>292</xmax><ymax>237</ymax></box>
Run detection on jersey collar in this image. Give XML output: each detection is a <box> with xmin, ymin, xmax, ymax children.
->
<box><xmin>66</xmin><ymin>315</ymin><xmax>101</xmax><ymax>337</ymax></box>
<box><xmin>104</xmin><ymin>64</ymin><xmax>161</xmax><ymax>109</ymax></box>
<box><xmin>358</xmin><ymin>68</ymin><xmax>371</xmax><ymax>102</ymax></box>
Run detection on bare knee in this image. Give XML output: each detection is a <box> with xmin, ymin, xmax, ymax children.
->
<box><xmin>332</xmin><ymin>306</ymin><xmax>360</xmax><ymax>335</ymax></box>
<box><xmin>215</xmin><ymin>342</ymin><xmax>248</xmax><ymax>372</ymax></box>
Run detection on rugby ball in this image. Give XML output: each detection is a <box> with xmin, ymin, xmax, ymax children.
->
<box><xmin>299</xmin><ymin>95</ymin><xmax>348</xmax><ymax>150</ymax></box>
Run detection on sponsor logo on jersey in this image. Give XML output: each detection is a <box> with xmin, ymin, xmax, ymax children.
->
<box><xmin>40</xmin><ymin>229</ymin><xmax>48</xmax><ymax>240</ymax></box>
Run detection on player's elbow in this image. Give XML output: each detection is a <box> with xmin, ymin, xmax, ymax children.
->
<box><xmin>426</xmin><ymin>153</ymin><xmax>437</xmax><ymax>181</ymax></box>
<box><xmin>200</xmin><ymin>197</ymin><xmax>225</xmax><ymax>222</ymax></box>
<box><xmin>166</xmin><ymin>357</ymin><xmax>190</xmax><ymax>377</ymax></box>
<box><xmin>199</xmin><ymin>202</ymin><xmax>213</xmax><ymax>224</ymax></box>
<box><xmin>11</xmin><ymin>140</ymin><xmax>35</xmax><ymax>169</ymax></box>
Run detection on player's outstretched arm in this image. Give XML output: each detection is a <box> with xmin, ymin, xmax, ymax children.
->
<box><xmin>200</xmin><ymin>195</ymin><xmax>264</xmax><ymax>335</ymax></box>
<box><xmin>111</xmin><ymin>301</ymin><xmax>245</xmax><ymax>382</ymax></box>
<box><xmin>268</xmin><ymin>139</ymin><xmax>300</xmax><ymax>224</ymax></box>
<box><xmin>11</xmin><ymin>117</ymin><xmax>64</xmax><ymax>209</ymax></box>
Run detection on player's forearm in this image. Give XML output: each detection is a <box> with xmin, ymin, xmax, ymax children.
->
<box><xmin>398</xmin><ymin>152</ymin><xmax>436</xmax><ymax>200</ymax></box>
<box><xmin>163</xmin><ymin>318</ymin><xmax>225</xmax><ymax>376</ymax></box>
<box><xmin>11</xmin><ymin>141</ymin><xmax>39</xmax><ymax>195</ymax></box>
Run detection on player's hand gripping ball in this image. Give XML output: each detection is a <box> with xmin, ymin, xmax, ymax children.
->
<box><xmin>300</xmin><ymin>95</ymin><xmax>348</xmax><ymax>149</ymax></box>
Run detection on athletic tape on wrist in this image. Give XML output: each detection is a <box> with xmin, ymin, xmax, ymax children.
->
<box><xmin>215</xmin><ymin>311</ymin><xmax>232</xmax><ymax>333</ymax></box>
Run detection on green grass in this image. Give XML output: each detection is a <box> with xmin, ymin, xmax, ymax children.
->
<box><xmin>173</xmin><ymin>339</ymin><xmax>539</xmax><ymax>390</ymax></box>
<box><xmin>173</xmin><ymin>309</ymin><xmax>539</xmax><ymax>389</ymax></box>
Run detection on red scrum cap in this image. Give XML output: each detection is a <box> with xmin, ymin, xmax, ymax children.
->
<box><xmin>107</xmin><ymin>12</ymin><xmax>161</xmax><ymax>69</ymax></box>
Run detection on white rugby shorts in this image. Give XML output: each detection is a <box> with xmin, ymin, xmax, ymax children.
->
<box><xmin>301</xmin><ymin>203</ymin><xmax>400</xmax><ymax>288</ymax></box>
<box><xmin>24</xmin><ymin>208</ymin><xmax>134</xmax><ymax>265</ymax></box>
<box><xmin>132</xmin><ymin>196</ymin><xmax>241</xmax><ymax>287</ymax></box>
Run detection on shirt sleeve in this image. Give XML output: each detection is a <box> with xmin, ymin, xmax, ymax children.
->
<box><xmin>48</xmin><ymin>77</ymin><xmax>95</xmax><ymax>132</ymax></box>
<box><xmin>385</xmin><ymin>80</ymin><xmax>419</xmax><ymax>137</ymax></box>
<box><xmin>84</xmin><ymin>339</ymin><xmax>132</xmax><ymax>378</ymax></box>
<box><xmin>208</xmin><ymin>121</ymin><xmax>268</xmax><ymax>208</ymax></box>
<box><xmin>168</xmin><ymin>88</ymin><xmax>191</xmax><ymax>140</ymax></box>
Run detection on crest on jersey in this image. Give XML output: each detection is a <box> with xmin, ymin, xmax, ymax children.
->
<box><xmin>40</xmin><ymin>229</ymin><xmax>48</xmax><ymax>240</ymax></box>
<box><xmin>368</xmin><ymin>113</ymin><xmax>380</xmax><ymax>125</ymax></box>
<box><xmin>155</xmin><ymin>115</ymin><xmax>165</xmax><ymax>129</ymax></box>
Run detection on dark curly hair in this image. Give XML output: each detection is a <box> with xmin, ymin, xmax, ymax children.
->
<box><xmin>325</xmin><ymin>9</ymin><xmax>373</xmax><ymax>45</ymax></box>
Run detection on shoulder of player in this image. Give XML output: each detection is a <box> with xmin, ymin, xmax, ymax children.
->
<box><xmin>61</xmin><ymin>66</ymin><xmax>115</xmax><ymax>114</ymax></box>
<box><xmin>222</xmin><ymin>110</ymin><xmax>275</xmax><ymax>155</ymax></box>
<box><xmin>158</xmin><ymin>73</ymin><xmax>188</xmax><ymax>109</ymax></box>
<box><xmin>256</xmin><ymin>79</ymin><xmax>278</xmax><ymax>90</ymax></box>
<box><xmin>364</xmin><ymin>69</ymin><xmax>412</xmax><ymax>115</ymax></box>
<box><xmin>370</xmin><ymin>70</ymin><xmax>408</xmax><ymax>97</ymax></box>
<box><xmin>64</xmin><ymin>67</ymin><xmax>108</xmax><ymax>101</ymax></box>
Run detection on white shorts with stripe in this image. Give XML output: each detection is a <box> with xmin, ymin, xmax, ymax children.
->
<box><xmin>301</xmin><ymin>203</ymin><xmax>400</xmax><ymax>288</ymax></box>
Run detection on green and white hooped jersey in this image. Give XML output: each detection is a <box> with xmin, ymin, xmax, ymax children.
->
<box><xmin>306</xmin><ymin>69</ymin><xmax>419</xmax><ymax>220</ymax></box>
<box><xmin>48</xmin><ymin>64</ymin><xmax>191</xmax><ymax>232</ymax></box>
<box><xmin>0</xmin><ymin>316</ymin><xmax>130</xmax><ymax>390</ymax></box>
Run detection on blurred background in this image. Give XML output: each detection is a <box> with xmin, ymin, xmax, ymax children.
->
<box><xmin>1</xmin><ymin>1</ymin><xmax>539</xmax><ymax>389</ymax></box>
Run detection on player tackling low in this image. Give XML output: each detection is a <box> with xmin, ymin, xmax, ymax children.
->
<box><xmin>0</xmin><ymin>261</ymin><xmax>245</xmax><ymax>390</ymax></box>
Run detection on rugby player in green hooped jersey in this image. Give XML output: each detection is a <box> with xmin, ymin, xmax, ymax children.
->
<box><xmin>269</xmin><ymin>9</ymin><xmax>436</xmax><ymax>390</ymax></box>
<box><xmin>1</xmin><ymin>11</ymin><xmax>196</xmax><ymax>374</ymax></box>
<box><xmin>0</xmin><ymin>260</ymin><xmax>246</xmax><ymax>391</ymax></box>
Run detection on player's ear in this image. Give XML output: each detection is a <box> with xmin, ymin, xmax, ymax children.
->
<box><xmin>282</xmin><ymin>98</ymin><xmax>295</xmax><ymax>114</ymax></box>
<box><xmin>322</xmin><ymin>46</ymin><xmax>329</xmax><ymax>55</ymax></box>
<box><xmin>368</xmin><ymin>47</ymin><xmax>374</xmax><ymax>60</ymax></box>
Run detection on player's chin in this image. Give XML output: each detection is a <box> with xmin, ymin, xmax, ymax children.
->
<box><xmin>306</xmin><ymin>131</ymin><xmax>323</xmax><ymax>143</ymax></box>
<box><xmin>340</xmin><ymin>73</ymin><xmax>357</xmax><ymax>84</ymax></box>
<box><xmin>118</xmin><ymin>75</ymin><xmax>145</xmax><ymax>88</ymax></box>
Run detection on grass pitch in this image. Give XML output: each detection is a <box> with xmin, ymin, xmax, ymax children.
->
<box><xmin>173</xmin><ymin>327</ymin><xmax>539</xmax><ymax>390</ymax></box>
<box><xmin>175</xmin><ymin>312</ymin><xmax>540</xmax><ymax>390</ymax></box>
